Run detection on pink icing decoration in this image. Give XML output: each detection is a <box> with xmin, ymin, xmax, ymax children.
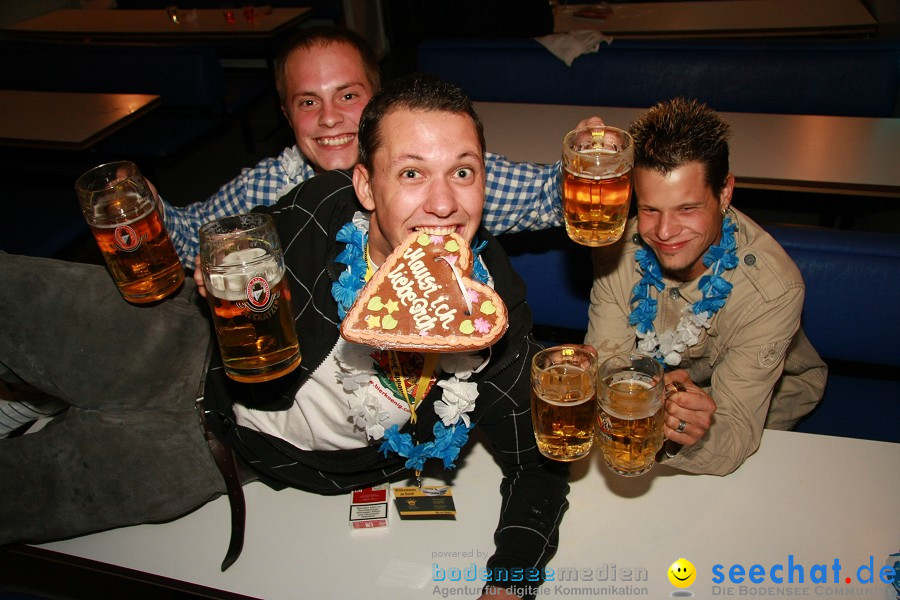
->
<box><xmin>430</xmin><ymin>235</ymin><xmax>446</xmax><ymax>244</ymax></box>
<box><xmin>465</xmin><ymin>289</ymin><xmax>480</xmax><ymax>303</ymax></box>
<box><xmin>473</xmin><ymin>318</ymin><xmax>491</xmax><ymax>333</ymax></box>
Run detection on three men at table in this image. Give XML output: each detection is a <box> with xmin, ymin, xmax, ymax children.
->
<box><xmin>0</xmin><ymin>32</ymin><xmax>825</xmax><ymax>595</ymax></box>
<box><xmin>5</xmin><ymin>24</ymin><xmax>825</xmax><ymax>477</ymax></box>
<box><xmin>160</xmin><ymin>23</ymin><xmax>824</xmax><ymax>476</ymax></box>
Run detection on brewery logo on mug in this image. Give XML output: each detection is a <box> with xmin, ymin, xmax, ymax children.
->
<box><xmin>113</xmin><ymin>225</ymin><xmax>143</xmax><ymax>252</ymax></box>
<box><xmin>245</xmin><ymin>277</ymin><xmax>276</xmax><ymax>313</ymax></box>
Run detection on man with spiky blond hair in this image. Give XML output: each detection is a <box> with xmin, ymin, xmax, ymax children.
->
<box><xmin>587</xmin><ymin>98</ymin><xmax>826</xmax><ymax>476</ymax></box>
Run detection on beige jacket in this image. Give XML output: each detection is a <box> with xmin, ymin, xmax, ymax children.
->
<box><xmin>586</xmin><ymin>208</ymin><xmax>827</xmax><ymax>476</ymax></box>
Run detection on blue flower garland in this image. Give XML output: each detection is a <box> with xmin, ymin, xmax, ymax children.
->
<box><xmin>332</xmin><ymin>222</ymin><xmax>369</xmax><ymax>320</ymax></box>
<box><xmin>331</xmin><ymin>220</ymin><xmax>488</xmax><ymax>471</ymax></box>
<box><xmin>380</xmin><ymin>421</ymin><xmax>473</xmax><ymax>471</ymax></box>
<box><xmin>628</xmin><ymin>217</ymin><xmax>739</xmax><ymax>365</ymax></box>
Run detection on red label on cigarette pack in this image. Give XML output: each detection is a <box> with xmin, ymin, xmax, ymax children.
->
<box><xmin>352</xmin><ymin>487</ymin><xmax>388</xmax><ymax>504</ymax></box>
<box><xmin>349</xmin><ymin>484</ymin><xmax>389</xmax><ymax>529</ymax></box>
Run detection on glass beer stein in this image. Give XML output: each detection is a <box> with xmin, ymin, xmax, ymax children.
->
<box><xmin>75</xmin><ymin>161</ymin><xmax>184</xmax><ymax>304</ymax></box>
<box><xmin>561</xmin><ymin>125</ymin><xmax>635</xmax><ymax>247</ymax></box>
<box><xmin>597</xmin><ymin>353</ymin><xmax>666</xmax><ymax>476</ymax></box>
<box><xmin>199</xmin><ymin>213</ymin><xmax>301</xmax><ymax>383</ymax></box>
<box><xmin>531</xmin><ymin>345</ymin><xmax>598</xmax><ymax>461</ymax></box>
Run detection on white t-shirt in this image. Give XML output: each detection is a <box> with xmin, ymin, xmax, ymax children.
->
<box><xmin>234</xmin><ymin>339</ymin><xmax>419</xmax><ymax>451</ymax></box>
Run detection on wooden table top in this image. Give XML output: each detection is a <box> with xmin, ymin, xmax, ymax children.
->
<box><xmin>2</xmin><ymin>7</ymin><xmax>312</xmax><ymax>43</ymax></box>
<box><xmin>554</xmin><ymin>0</ymin><xmax>877</xmax><ymax>38</ymax></box>
<box><xmin>0</xmin><ymin>90</ymin><xmax>161</xmax><ymax>151</ymax></box>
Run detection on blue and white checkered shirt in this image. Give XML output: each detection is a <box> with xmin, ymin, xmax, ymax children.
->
<box><xmin>162</xmin><ymin>145</ymin><xmax>564</xmax><ymax>267</ymax></box>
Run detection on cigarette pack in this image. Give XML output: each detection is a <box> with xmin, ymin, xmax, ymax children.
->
<box><xmin>349</xmin><ymin>483</ymin><xmax>389</xmax><ymax>529</ymax></box>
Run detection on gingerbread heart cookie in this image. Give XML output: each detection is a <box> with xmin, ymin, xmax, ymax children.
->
<box><xmin>340</xmin><ymin>231</ymin><xmax>508</xmax><ymax>351</ymax></box>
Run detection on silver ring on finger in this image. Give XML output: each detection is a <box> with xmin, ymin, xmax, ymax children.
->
<box><xmin>676</xmin><ymin>420</ymin><xmax>687</xmax><ymax>434</ymax></box>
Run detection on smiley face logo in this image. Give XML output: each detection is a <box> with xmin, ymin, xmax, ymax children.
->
<box><xmin>668</xmin><ymin>558</ymin><xmax>696</xmax><ymax>588</ymax></box>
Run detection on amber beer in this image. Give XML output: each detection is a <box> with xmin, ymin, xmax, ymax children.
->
<box><xmin>561</xmin><ymin>126</ymin><xmax>634</xmax><ymax>247</ymax></box>
<box><xmin>597</xmin><ymin>379</ymin><xmax>665</xmax><ymax>476</ymax></box>
<box><xmin>200</xmin><ymin>216</ymin><xmax>301</xmax><ymax>383</ymax></box>
<box><xmin>205</xmin><ymin>255</ymin><xmax>300</xmax><ymax>382</ymax></box>
<box><xmin>562</xmin><ymin>166</ymin><xmax>632</xmax><ymax>246</ymax></box>
<box><xmin>531</xmin><ymin>346</ymin><xmax>598</xmax><ymax>461</ymax></box>
<box><xmin>76</xmin><ymin>161</ymin><xmax>184</xmax><ymax>303</ymax></box>
<box><xmin>597</xmin><ymin>353</ymin><xmax>665</xmax><ymax>476</ymax></box>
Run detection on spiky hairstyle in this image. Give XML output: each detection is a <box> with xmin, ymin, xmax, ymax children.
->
<box><xmin>629</xmin><ymin>98</ymin><xmax>731</xmax><ymax>197</ymax></box>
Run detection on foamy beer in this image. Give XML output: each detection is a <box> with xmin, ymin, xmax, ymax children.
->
<box><xmin>597</xmin><ymin>353</ymin><xmax>665</xmax><ymax>476</ymax></box>
<box><xmin>75</xmin><ymin>161</ymin><xmax>184</xmax><ymax>303</ymax></box>
<box><xmin>561</xmin><ymin>125</ymin><xmax>634</xmax><ymax>247</ymax></box>
<box><xmin>531</xmin><ymin>345</ymin><xmax>598</xmax><ymax>461</ymax></box>
<box><xmin>199</xmin><ymin>214</ymin><xmax>301</xmax><ymax>383</ymax></box>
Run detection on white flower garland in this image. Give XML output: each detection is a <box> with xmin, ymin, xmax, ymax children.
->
<box><xmin>275</xmin><ymin>145</ymin><xmax>308</xmax><ymax>199</ymax></box>
<box><xmin>335</xmin><ymin>340</ymin><xmax>487</xmax><ymax>441</ymax></box>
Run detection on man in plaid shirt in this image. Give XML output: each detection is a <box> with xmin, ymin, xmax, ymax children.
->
<box><xmin>161</xmin><ymin>26</ymin><xmax>596</xmax><ymax>268</ymax></box>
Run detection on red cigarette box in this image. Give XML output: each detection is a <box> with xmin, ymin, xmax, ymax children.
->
<box><xmin>349</xmin><ymin>484</ymin><xmax>389</xmax><ymax>529</ymax></box>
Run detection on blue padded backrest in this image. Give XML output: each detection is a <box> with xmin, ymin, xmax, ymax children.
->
<box><xmin>765</xmin><ymin>225</ymin><xmax>900</xmax><ymax>367</ymax></box>
<box><xmin>500</xmin><ymin>228</ymin><xmax>592</xmax><ymax>334</ymax></box>
<box><xmin>418</xmin><ymin>38</ymin><xmax>900</xmax><ymax>117</ymax></box>
<box><xmin>0</xmin><ymin>41</ymin><xmax>227</xmax><ymax>110</ymax></box>
<box><xmin>500</xmin><ymin>224</ymin><xmax>900</xmax><ymax>368</ymax></box>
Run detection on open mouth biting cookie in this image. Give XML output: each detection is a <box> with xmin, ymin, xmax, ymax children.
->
<box><xmin>340</xmin><ymin>231</ymin><xmax>508</xmax><ymax>352</ymax></box>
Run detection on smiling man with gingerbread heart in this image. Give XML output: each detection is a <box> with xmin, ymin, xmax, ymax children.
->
<box><xmin>200</xmin><ymin>73</ymin><xmax>570</xmax><ymax>600</ymax></box>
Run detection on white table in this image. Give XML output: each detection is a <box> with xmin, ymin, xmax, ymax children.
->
<box><xmin>30</xmin><ymin>429</ymin><xmax>900</xmax><ymax>598</ymax></box>
<box><xmin>475</xmin><ymin>102</ymin><xmax>900</xmax><ymax>198</ymax></box>
<box><xmin>554</xmin><ymin>0</ymin><xmax>877</xmax><ymax>38</ymax></box>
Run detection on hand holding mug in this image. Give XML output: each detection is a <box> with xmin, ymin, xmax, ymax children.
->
<box><xmin>199</xmin><ymin>213</ymin><xmax>301</xmax><ymax>383</ymax></box>
<box><xmin>560</xmin><ymin>124</ymin><xmax>634</xmax><ymax>247</ymax></box>
<box><xmin>663</xmin><ymin>369</ymin><xmax>716</xmax><ymax>447</ymax></box>
<box><xmin>75</xmin><ymin>161</ymin><xmax>184</xmax><ymax>304</ymax></box>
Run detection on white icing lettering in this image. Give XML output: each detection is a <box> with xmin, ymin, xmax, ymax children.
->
<box><xmin>387</xmin><ymin>264</ymin><xmax>416</xmax><ymax>306</ymax></box>
<box><xmin>403</xmin><ymin>247</ymin><xmax>426</xmax><ymax>261</ymax></box>
<box><xmin>434</xmin><ymin>304</ymin><xmax>457</xmax><ymax>330</ymax></box>
<box><xmin>383</xmin><ymin>247</ymin><xmax>458</xmax><ymax>333</ymax></box>
<box><xmin>405</xmin><ymin>252</ymin><xmax>440</xmax><ymax>298</ymax></box>
<box><xmin>420</xmin><ymin>276</ymin><xmax>439</xmax><ymax>297</ymax></box>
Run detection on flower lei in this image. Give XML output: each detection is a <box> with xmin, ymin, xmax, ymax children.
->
<box><xmin>275</xmin><ymin>145</ymin><xmax>313</xmax><ymax>199</ymax></box>
<box><xmin>331</xmin><ymin>215</ymin><xmax>490</xmax><ymax>471</ymax></box>
<box><xmin>628</xmin><ymin>216</ymin><xmax>739</xmax><ymax>366</ymax></box>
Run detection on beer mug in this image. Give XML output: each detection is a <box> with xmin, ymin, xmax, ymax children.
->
<box><xmin>76</xmin><ymin>160</ymin><xmax>185</xmax><ymax>304</ymax></box>
<box><xmin>199</xmin><ymin>213</ymin><xmax>301</xmax><ymax>383</ymax></box>
<box><xmin>597</xmin><ymin>353</ymin><xmax>666</xmax><ymax>476</ymax></box>
<box><xmin>531</xmin><ymin>345</ymin><xmax>598</xmax><ymax>461</ymax></box>
<box><xmin>561</xmin><ymin>125</ymin><xmax>634</xmax><ymax>247</ymax></box>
